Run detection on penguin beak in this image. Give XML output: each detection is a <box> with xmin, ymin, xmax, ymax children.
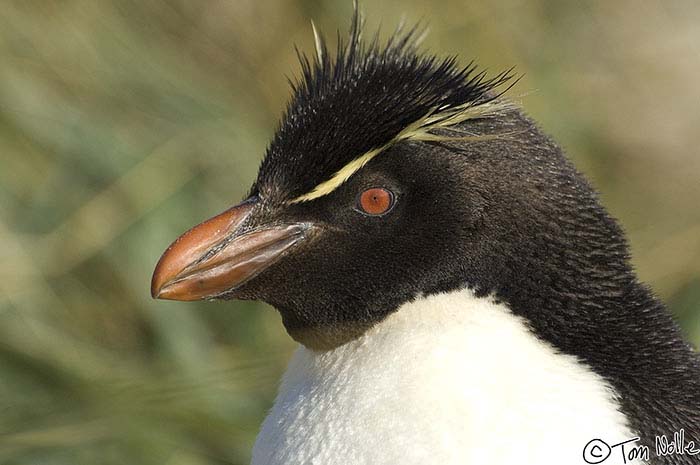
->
<box><xmin>150</xmin><ymin>197</ymin><xmax>310</xmax><ymax>301</ymax></box>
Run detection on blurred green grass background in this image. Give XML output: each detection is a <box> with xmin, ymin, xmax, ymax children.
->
<box><xmin>1</xmin><ymin>1</ymin><xmax>698</xmax><ymax>464</ymax></box>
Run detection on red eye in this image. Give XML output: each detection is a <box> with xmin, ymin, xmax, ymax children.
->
<box><xmin>357</xmin><ymin>187</ymin><xmax>395</xmax><ymax>216</ymax></box>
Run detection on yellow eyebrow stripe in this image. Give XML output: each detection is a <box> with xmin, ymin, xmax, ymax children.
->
<box><xmin>290</xmin><ymin>146</ymin><xmax>386</xmax><ymax>203</ymax></box>
<box><xmin>289</xmin><ymin>99</ymin><xmax>514</xmax><ymax>204</ymax></box>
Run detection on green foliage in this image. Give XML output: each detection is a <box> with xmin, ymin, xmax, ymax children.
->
<box><xmin>1</xmin><ymin>1</ymin><xmax>698</xmax><ymax>464</ymax></box>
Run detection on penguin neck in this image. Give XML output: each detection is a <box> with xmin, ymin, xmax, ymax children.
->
<box><xmin>252</xmin><ymin>289</ymin><xmax>640</xmax><ymax>465</ymax></box>
<box><xmin>505</xmin><ymin>274</ymin><xmax>700</xmax><ymax>451</ymax></box>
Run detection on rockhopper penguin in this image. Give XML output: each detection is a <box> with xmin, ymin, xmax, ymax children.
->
<box><xmin>150</xmin><ymin>11</ymin><xmax>700</xmax><ymax>465</ymax></box>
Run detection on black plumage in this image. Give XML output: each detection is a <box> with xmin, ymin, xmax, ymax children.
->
<box><xmin>254</xmin><ymin>13</ymin><xmax>514</xmax><ymax>203</ymax></box>
<box><xmin>245</xmin><ymin>13</ymin><xmax>700</xmax><ymax>461</ymax></box>
<box><xmin>154</xmin><ymin>9</ymin><xmax>700</xmax><ymax>464</ymax></box>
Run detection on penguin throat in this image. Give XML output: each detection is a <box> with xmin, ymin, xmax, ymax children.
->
<box><xmin>253</xmin><ymin>289</ymin><xmax>640</xmax><ymax>465</ymax></box>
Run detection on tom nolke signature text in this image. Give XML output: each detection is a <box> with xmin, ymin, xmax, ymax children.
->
<box><xmin>583</xmin><ymin>429</ymin><xmax>699</xmax><ymax>464</ymax></box>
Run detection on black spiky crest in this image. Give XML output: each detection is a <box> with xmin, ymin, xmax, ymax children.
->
<box><xmin>254</xmin><ymin>8</ymin><xmax>516</xmax><ymax>203</ymax></box>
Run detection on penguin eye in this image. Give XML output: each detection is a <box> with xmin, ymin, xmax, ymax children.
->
<box><xmin>356</xmin><ymin>187</ymin><xmax>395</xmax><ymax>216</ymax></box>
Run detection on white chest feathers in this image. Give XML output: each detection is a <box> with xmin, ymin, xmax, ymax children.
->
<box><xmin>252</xmin><ymin>289</ymin><xmax>641</xmax><ymax>465</ymax></box>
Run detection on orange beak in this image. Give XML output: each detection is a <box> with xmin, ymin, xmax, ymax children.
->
<box><xmin>151</xmin><ymin>198</ymin><xmax>310</xmax><ymax>301</ymax></box>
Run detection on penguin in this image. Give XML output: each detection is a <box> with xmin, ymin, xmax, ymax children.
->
<box><xmin>150</xmin><ymin>10</ymin><xmax>700</xmax><ymax>465</ymax></box>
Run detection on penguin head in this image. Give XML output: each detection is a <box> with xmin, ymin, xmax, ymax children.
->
<box><xmin>151</xmin><ymin>16</ymin><xmax>624</xmax><ymax>350</ymax></box>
